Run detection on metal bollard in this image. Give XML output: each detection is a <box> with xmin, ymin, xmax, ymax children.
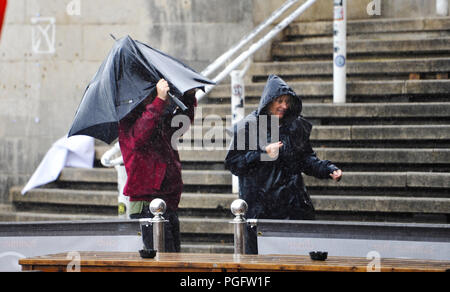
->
<box><xmin>230</xmin><ymin>199</ymin><xmax>248</xmax><ymax>255</ymax></box>
<box><xmin>149</xmin><ymin>199</ymin><xmax>168</xmax><ymax>253</ymax></box>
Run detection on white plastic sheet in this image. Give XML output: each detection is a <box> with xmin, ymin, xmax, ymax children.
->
<box><xmin>21</xmin><ymin>135</ymin><xmax>94</xmax><ymax>195</ymax></box>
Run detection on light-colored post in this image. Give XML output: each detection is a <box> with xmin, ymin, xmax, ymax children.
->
<box><xmin>100</xmin><ymin>142</ymin><xmax>129</xmax><ymax>219</ymax></box>
<box><xmin>333</xmin><ymin>0</ymin><xmax>347</xmax><ymax>103</ymax></box>
<box><xmin>115</xmin><ymin>165</ymin><xmax>129</xmax><ymax>219</ymax></box>
<box><xmin>230</xmin><ymin>199</ymin><xmax>248</xmax><ymax>255</ymax></box>
<box><xmin>230</xmin><ymin>60</ymin><xmax>250</xmax><ymax>194</ymax></box>
<box><xmin>437</xmin><ymin>0</ymin><xmax>448</xmax><ymax>16</ymax></box>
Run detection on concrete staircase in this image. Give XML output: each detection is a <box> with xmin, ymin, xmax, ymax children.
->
<box><xmin>5</xmin><ymin>17</ymin><xmax>450</xmax><ymax>253</ymax></box>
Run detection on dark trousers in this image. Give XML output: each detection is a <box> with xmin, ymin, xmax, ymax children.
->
<box><xmin>130</xmin><ymin>207</ymin><xmax>181</xmax><ymax>252</ymax></box>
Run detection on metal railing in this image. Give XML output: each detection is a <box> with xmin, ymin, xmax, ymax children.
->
<box><xmin>200</xmin><ymin>0</ymin><xmax>306</xmax><ymax>79</ymax></box>
<box><xmin>196</xmin><ymin>0</ymin><xmax>318</xmax><ymax>101</ymax></box>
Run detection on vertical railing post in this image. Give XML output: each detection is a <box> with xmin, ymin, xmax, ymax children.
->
<box><xmin>230</xmin><ymin>199</ymin><xmax>248</xmax><ymax>255</ymax></box>
<box><xmin>115</xmin><ymin>165</ymin><xmax>129</xmax><ymax>219</ymax></box>
<box><xmin>100</xmin><ymin>142</ymin><xmax>129</xmax><ymax>219</ymax></box>
<box><xmin>230</xmin><ymin>59</ymin><xmax>251</xmax><ymax>194</ymax></box>
<box><xmin>333</xmin><ymin>0</ymin><xmax>347</xmax><ymax>104</ymax></box>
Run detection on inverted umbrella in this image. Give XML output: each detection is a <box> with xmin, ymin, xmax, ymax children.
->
<box><xmin>68</xmin><ymin>35</ymin><xmax>215</xmax><ymax>144</ymax></box>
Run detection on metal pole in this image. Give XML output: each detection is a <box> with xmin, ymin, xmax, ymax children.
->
<box><xmin>333</xmin><ymin>0</ymin><xmax>347</xmax><ymax>104</ymax></box>
<box><xmin>149</xmin><ymin>199</ymin><xmax>168</xmax><ymax>253</ymax></box>
<box><xmin>196</xmin><ymin>0</ymin><xmax>317</xmax><ymax>101</ymax></box>
<box><xmin>153</xmin><ymin>219</ymin><xmax>165</xmax><ymax>253</ymax></box>
<box><xmin>201</xmin><ymin>0</ymin><xmax>302</xmax><ymax>78</ymax></box>
<box><xmin>437</xmin><ymin>0</ymin><xmax>449</xmax><ymax>16</ymax></box>
<box><xmin>230</xmin><ymin>68</ymin><xmax>243</xmax><ymax>194</ymax></box>
<box><xmin>230</xmin><ymin>199</ymin><xmax>248</xmax><ymax>255</ymax></box>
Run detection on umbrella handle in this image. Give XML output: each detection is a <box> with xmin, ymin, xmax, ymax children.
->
<box><xmin>168</xmin><ymin>92</ymin><xmax>188</xmax><ymax>111</ymax></box>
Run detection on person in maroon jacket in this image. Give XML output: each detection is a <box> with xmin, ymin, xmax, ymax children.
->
<box><xmin>118</xmin><ymin>79</ymin><xmax>197</xmax><ymax>252</ymax></box>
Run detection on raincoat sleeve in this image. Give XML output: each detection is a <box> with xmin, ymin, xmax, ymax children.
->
<box><xmin>300</xmin><ymin>140</ymin><xmax>339</xmax><ymax>179</ymax></box>
<box><xmin>224</xmin><ymin>125</ymin><xmax>263</xmax><ymax>177</ymax></box>
<box><xmin>126</xmin><ymin>97</ymin><xmax>166</xmax><ymax>150</ymax></box>
<box><xmin>282</xmin><ymin>117</ymin><xmax>338</xmax><ymax>179</ymax></box>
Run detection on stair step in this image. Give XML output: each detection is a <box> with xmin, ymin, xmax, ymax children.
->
<box><xmin>198</xmin><ymin>103</ymin><xmax>450</xmax><ymax>122</ymax></box>
<box><xmin>96</xmin><ymin>125</ymin><xmax>450</xmax><ymax>163</ymax></box>
<box><xmin>0</xmin><ymin>210</ymin><xmax>115</xmax><ymax>222</ymax></box>
<box><xmin>249</xmin><ymin>58</ymin><xmax>450</xmax><ymax>79</ymax></box>
<box><xmin>305</xmin><ymin>171</ymin><xmax>450</xmax><ymax>189</ymax></box>
<box><xmin>10</xmin><ymin>187</ymin><xmax>117</xmax><ymax>206</ymax></box>
<box><xmin>179</xmin><ymin>217</ymin><xmax>232</xmax><ymax>234</ymax></box>
<box><xmin>286</xmin><ymin>17</ymin><xmax>450</xmax><ymax>37</ymax></box>
<box><xmin>10</xmin><ymin>187</ymin><xmax>237</xmax><ymax>210</ymax></box>
<box><xmin>56</xmin><ymin>168</ymin><xmax>231</xmax><ymax>186</ymax></box>
<box><xmin>59</xmin><ymin>168</ymin><xmax>116</xmax><ymax>183</ymax></box>
<box><xmin>180</xmin><ymin>243</ymin><xmax>233</xmax><ymax>254</ymax></box>
<box><xmin>34</xmin><ymin>170</ymin><xmax>450</xmax><ymax>189</ymax></box>
<box><xmin>179</xmin><ymin>193</ymin><xmax>237</xmax><ymax>209</ymax></box>
<box><xmin>272</xmin><ymin>37</ymin><xmax>450</xmax><ymax>59</ymax></box>
<box><xmin>177</xmin><ymin>148</ymin><xmax>450</xmax><ymax>165</ymax></box>
<box><xmin>179</xmin><ymin>195</ymin><xmax>450</xmax><ymax>233</ymax></box>
<box><xmin>11</xmin><ymin>171</ymin><xmax>449</xmax><ymax>214</ymax></box>
<box><xmin>4</xmin><ymin>194</ymin><xmax>449</xmax><ymax>223</ymax></box>
<box><xmin>208</xmin><ymin>80</ymin><xmax>450</xmax><ymax>99</ymax></box>
<box><xmin>313</xmin><ymin>195</ymin><xmax>450</xmax><ymax>214</ymax></box>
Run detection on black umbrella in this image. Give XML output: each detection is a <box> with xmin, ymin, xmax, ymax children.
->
<box><xmin>68</xmin><ymin>35</ymin><xmax>215</xmax><ymax>144</ymax></box>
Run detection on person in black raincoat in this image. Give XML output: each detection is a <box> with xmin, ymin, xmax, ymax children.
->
<box><xmin>225</xmin><ymin>75</ymin><xmax>343</xmax><ymax>254</ymax></box>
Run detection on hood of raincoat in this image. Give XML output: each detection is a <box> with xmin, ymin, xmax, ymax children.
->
<box><xmin>230</xmin><ymin>75</ymin><xmax>302</xmax><ymax>136</ymax></box>
<box><xmin>257</xmin><ymin>74</ymin><xmax>302</xmax><ymax>119</ymax></box>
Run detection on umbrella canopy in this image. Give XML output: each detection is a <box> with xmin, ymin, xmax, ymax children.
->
<box><xmin>68</xmin><ymin>35</ymin><xmax>215</xmax><ymax>144</ymax></box>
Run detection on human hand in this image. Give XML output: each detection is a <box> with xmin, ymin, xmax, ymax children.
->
<box><xmin>265</xmin><ymin>142</ymin><xmax>283</xmax><ymax>159</ymax></box>
<box><xmin>330</xmin><ymin>169</ymin><xmax>342</xmax><ymax>182</ymax></box>
<box><xmin>156</xmin><ymin>79</ymin><xmax>170</xmax><ymax>101</ymax></box>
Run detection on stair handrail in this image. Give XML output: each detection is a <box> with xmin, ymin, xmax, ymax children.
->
<box><xmin>196</xmin><ymin>0</ymin><xmax>318</xmax><ymax>101</ymax></box>
<box><xmin>200</xmin><ymin>0</ymin><xmax>304</xmax><ymax>79</ymax></box>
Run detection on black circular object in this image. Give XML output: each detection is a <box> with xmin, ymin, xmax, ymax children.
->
<box><xmin>139</xmin><ymin>249</ymin><xmax>157</xmax><ymax>259</ymax></box>
<box><xmin>309</xmin><ymin>251</ymin><xmax>328</xmax><ymax>261</ymax></box>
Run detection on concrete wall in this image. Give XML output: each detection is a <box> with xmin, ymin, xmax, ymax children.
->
<box><xmin>0</xmin><ymin>0</ymin><xmax>444</xmax><ymax>203</ymax></box>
